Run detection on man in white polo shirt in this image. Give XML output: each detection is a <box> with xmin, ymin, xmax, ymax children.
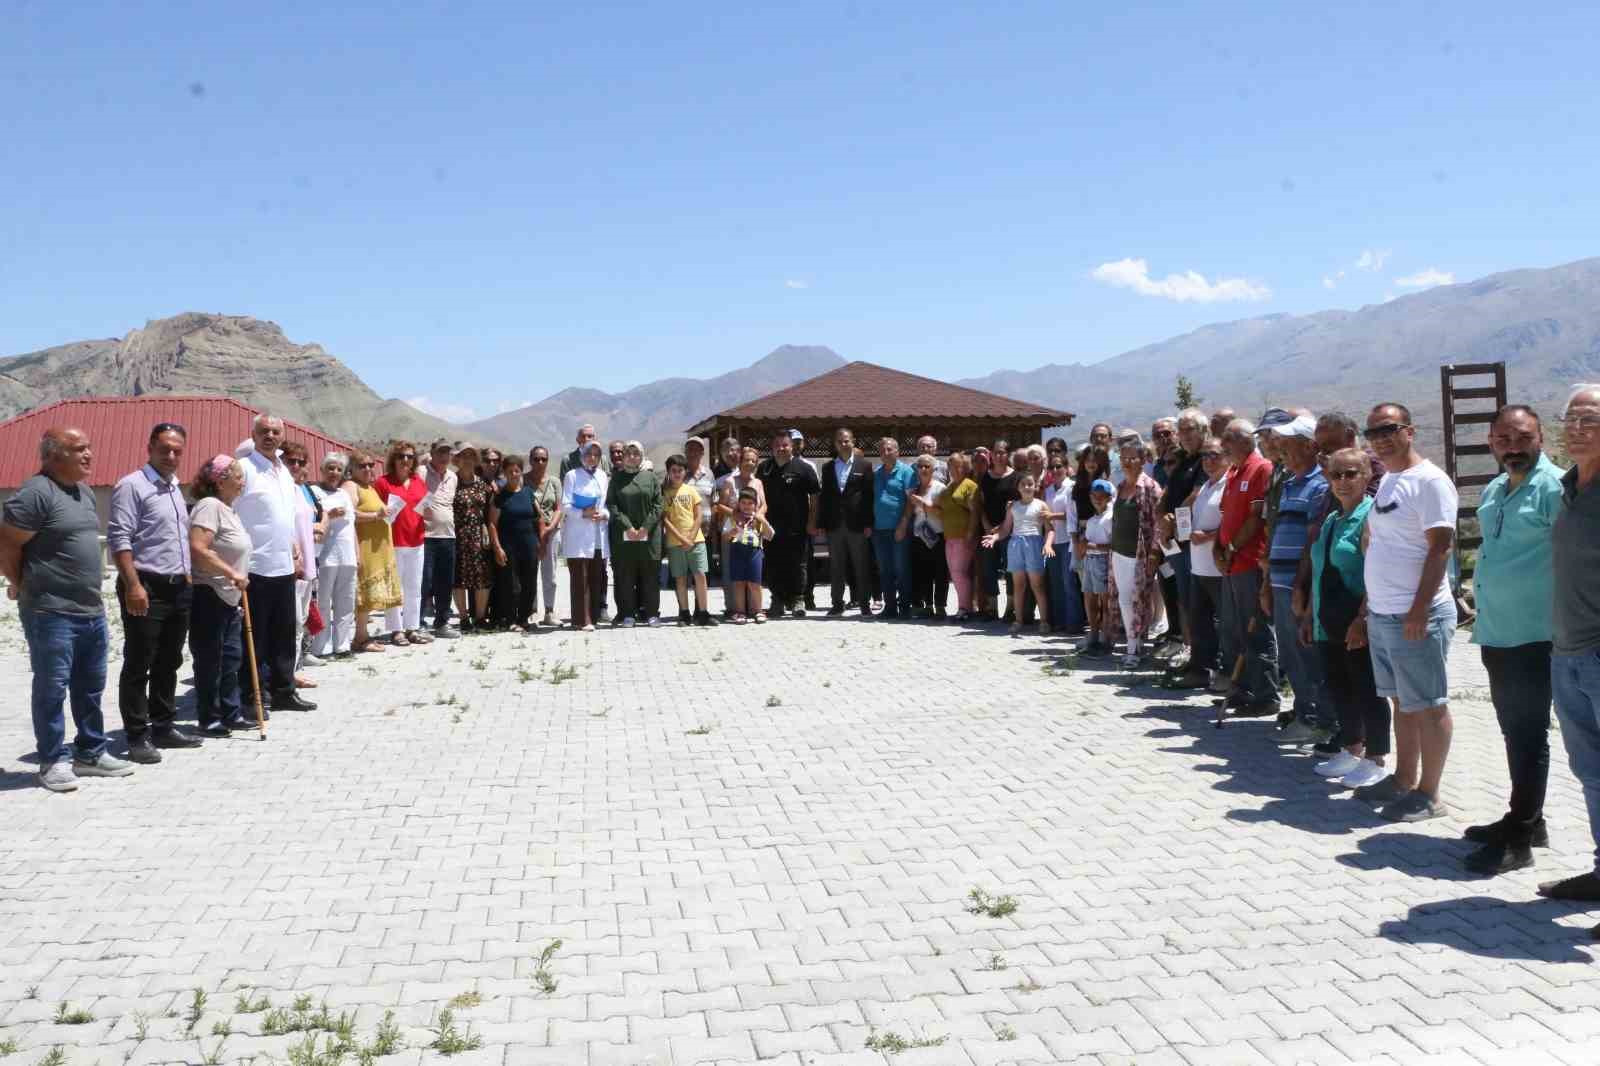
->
<box><xmin>1354</xmin><ymin>402</ymin><xmax>1457</xmax><ymax>822</ymax></box>
<box><xmin>232</xmin><ymin>414</ymin><xmax>315</xmax><ymax>712</ymax></box>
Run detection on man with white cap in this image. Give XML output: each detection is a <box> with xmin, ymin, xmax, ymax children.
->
<box><xmin>1258</xmin><ymin>411</ymin><xmax>1333</xmax><ymax>745</ymax></box>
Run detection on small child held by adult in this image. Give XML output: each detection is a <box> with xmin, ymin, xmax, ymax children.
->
<box><xmin>725</xmin><ymin>487</ymin><xmax>774</xmax><ymax>624</ymax></box>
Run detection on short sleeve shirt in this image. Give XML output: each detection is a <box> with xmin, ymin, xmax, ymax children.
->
<box><xmin>3</xmin><ymin>473</ymin><xmax>103</xmax><ymax>616</ymax></box>
<box><xmin>1472</xmin><ymin>455</ymin><xmax>1564</xmax><ymax>648</ymax></box>
<box><xmin>872</xmin><ymin>461</ymin><xmax>916</xmax><ymax>529</ymax></box>
<box><xmin>1362</xmin><ymin>459</ymin><xmax>1458</xmax><ymax>616</ymax></box>
<box><xmin>1219</xmin><ymin>451</ymin><xmax>1272</xmax><ymax>575</ymax></box>
<box><xmin>665</xmin><ymin>482</ymin><xmax>704</xmax><ymax>545</ymax></box>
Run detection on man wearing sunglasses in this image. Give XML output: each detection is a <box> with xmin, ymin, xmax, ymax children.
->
<box><xmin>1539</xmin><ymin>384</ymin><xmax>1600</xmax><ymax>904</ymax></box>
<box><xmin>1356</xmin><ymin>403</ymin><xmax>1456</xmax><ymax>822</ymax></box>
<box><xmin>1465</xmin><ymin>405</ymin><xmax>1565</xmax><ymax>874</ymax></box>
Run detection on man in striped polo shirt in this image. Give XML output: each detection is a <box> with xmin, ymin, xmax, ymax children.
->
<box><xmin>1263</xmin><ymin>412</ymin><xmax>1332</xmax><ymax>745</ymax></box>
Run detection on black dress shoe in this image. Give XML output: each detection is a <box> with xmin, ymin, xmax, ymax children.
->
<box><xmin>152</xmin><ymin>726</ymin><xmax>203</xmax><ymax>749</ymax></box>
<box><xmin>1465</xmin><ymin>841</ymin><xmax>1534</xmax><ymax>876</ymax></box>
<box><xmin>125</xmin><ymin>738</ymin><xmax>162</xmax><ymax>764</ymax></box>
<box><xmin>1465</xmin><ymin>817</ymin><xmax>1550</xmax><ymax>848</ymax></box>
<box><xmin>200</xmin><ymin>722</ymin><xmax>232</xmax><ymax>739</ymax></box>
<box><xmin>826</xmin><ymin>605</ymin><xmax>845</xmax><ymax>617</ymax></box>
<box><xmin>1537</xmin><ymin>871</ymin><xmax>1600</xmax><ymax>901</ymax></box>
<box><xmin>222</xmin><ymin>713</ymin><xmax>257</xmax><ymax>730</ymax></box>
<box><xmin>271</xmin><ymin>691</ymin><xmax>317</xmax><ymax>712</ymax></box>
<box><xmin>1230</xmin><ymin>700</ymin><xmax>1281</xmax><ymax>719</ymax></box>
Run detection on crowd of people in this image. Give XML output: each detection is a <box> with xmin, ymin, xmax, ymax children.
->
<box><xmin>4</xmin><ymin>390</ymin><xmax>1600</xmax><ymax>913</ymax></box>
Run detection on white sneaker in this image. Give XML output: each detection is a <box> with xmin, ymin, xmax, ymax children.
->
<box><xmin>1314</xmin><ymin>751</ymin><xmax>1362</xmax><ymax>778</ymax></box>
<box><xmin>1340</xmin><ymin>758</ymin><xmax>1387</xmax><ymax>789</ymax></box>
<box><xmin>646</xmin><ymin>615</ymin><xmax>664</xmax><ymax>628</ymax></box>
<box><xmin>301</xmin><ymin>653</ymin><xmax>325</xmax><ymax>668</ymax></box>
<box><xmin>621</xmin><ymin>617</ymin><xmax>636</xmax><ymax>629</ymax></box>
<box><xmin>72</xmin><ymin>752</ymin><xmax>135</xmax><ymax>778</ymax></box>
<box><xmin>40</xmin><ymin>759</ymin><xmax>78</xmax><ymax>792</ymax></box>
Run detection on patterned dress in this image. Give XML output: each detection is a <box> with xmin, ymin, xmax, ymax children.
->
<box><xmin>354</xmin><ymin>483</ymin><xmax>403</xmax><ymax>613</ymax></box>
<box><xmin>453</xmin><ymin>475</ymin><xmax>493</xmax><ymax>590</ymax></box>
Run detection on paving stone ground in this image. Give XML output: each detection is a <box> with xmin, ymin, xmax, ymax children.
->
<box><xmin>2</xmin><ymin>573</ymin><xmax>1599</xmax><ymax>1066</ymax></box>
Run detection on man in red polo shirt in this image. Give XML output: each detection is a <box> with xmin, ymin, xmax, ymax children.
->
<box><xmin>1215</xmin><ymin>418</ymin><xmax>1282</xmax><ymax>717</ymax></box>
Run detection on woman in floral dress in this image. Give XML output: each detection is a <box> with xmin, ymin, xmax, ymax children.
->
<box><xmin>451</xmin><ymin>445</ymin><xmax>493</xmax><ymax>629</ymax></box>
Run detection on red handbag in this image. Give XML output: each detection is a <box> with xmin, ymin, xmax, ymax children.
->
<box><xmin>306</xmin><ymin>597</ymin><xmax>326</xmax><ymax>636</ymax></box>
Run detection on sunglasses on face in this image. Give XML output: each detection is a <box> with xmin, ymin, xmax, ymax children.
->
<box><xmin>359</xmin><ymin>461</ymin><xmax>378</xmax><ymax>468</ymax></box>
<box><xmin>1199</xmin><ymin>451</ymin><xmax>1224</xmax><ymax>460</ymax></box>
<box><xmin>1328</xmin><ymin>469</ymin><xmax>1365</xmax><ymax>482</ymax></box>
<box><xmin>398</xmin><ymin>454</ymin><xmax>416</xmax><ymax>461</ymax></box>
<box><xmin>283</xmin><ymin>458</ymin><xmax>307</xmax><ymax>467</ymax></box>
<box><xmin>1154</xmin><ymin>429</ymin><xmax>1176</xmax><ymax>438</ymax></box>
<box><xmin>1363</xmin><ymin>422</ymin><xmax>1411</xmax><ymax>440</ymax></box>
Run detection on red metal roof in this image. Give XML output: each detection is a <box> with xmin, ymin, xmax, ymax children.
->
<box><xmin>0</xmin><ymin>396</ymin><xmax>352</xmax><ymax>489</ymax></box>
<box><xmin>688</xmin><ymin>361</ymin><xmax>1073</xmax><ymax>430</ymax></box>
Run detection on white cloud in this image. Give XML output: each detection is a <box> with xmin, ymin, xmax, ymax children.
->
<box><xmin>1322</xmin><ymin>269</ymin><xmax>1347</xmax><ymax>290</ymax></box>
<box><xmin>1394</xmin><ymin>268</ymin><xmax>1455</xmax><ymax>289</ymax></box>
<box><xmin>1355</xmin><ymin>248</ymin><xmax>1391</xmax><ymax>271</ymax></box>
<box><xmin>406</xmin><ymin>395</ymin><xmax>478</xmax><ymax>423</ymax></box>
<box><xmin>784</xmin><ymin>279</ymin><xmax>809</xmax><ymax>289</ymax></box>
<box><xmin>1091</xmin><ymin>258</ymin><xmax>1270</xmax><ymax>303</ymax></box>
<box><xmin>496</xmin><ymin>398</ymin><xmax>532</xmax><ymax>414</ymax></box>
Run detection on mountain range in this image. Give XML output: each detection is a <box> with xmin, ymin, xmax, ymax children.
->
<box><xmin>3</xmin><ymin>257</ymin><xmax>1597</xmax><ymax>454</ymax></box>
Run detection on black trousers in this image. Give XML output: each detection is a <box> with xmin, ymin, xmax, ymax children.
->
<box><xmin>909</xmin><ymin>535</ymin><xmax>949</xmax><ymax>612</ymax></box>
<box><xmin>614</xmin><ymin>554</ymin><xmax>661</xmax><ymax>621</ymax></box>
<box><xmin>1320</xmin><ymin>639</ymin><xmax>1391</xmax><ymax>757</ymax></box>
<box><xmin>767</xmin><ymin>531</ymin><xmax>807</xmax><ymax>608</ymax></box>
<box><xmin>567</xmin><ymin>553</ymin><xmax>605</xmax><ymax>628</ymax></box>
<box><xmin>189</xmin><ymin>584</ymin><xmax>243</xmax><ymax>728</ymax></box>
<box><xmin>117</xmin><ymin>572</ymin><xmax>192</xmax><ymax>740</ymax></box>
<box><xmin>240</xmin><ymin>572</ymin><xmax>297</xmax><ymax>698</ymax></box>
<box><xmin>1188</xmin><ymin>574</ymin><xmax>1223</xmax><ymax>674</ymax></box>
<box><xmin>1481</xmin><ymin>641</ymin><xmax>1553</xmax><ymax>839</ymax></box>
<box><xmin>492</xmin><ymin>542</ymin><xmax>539</xmax><ymax>626</ymax></box>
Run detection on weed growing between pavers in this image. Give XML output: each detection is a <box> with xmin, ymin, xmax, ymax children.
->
<box><xmin>0</xmin><ymin>1037</ymin><xmax>18</xmax><ymax>1056</ymax></box>
<box><xmin>196</xmin><ymin>1035</ymin><xmax>227</xmax><ymax>1065</ymax></box>
<box><xmin>1013</xmin><ymin>977</ymin><xmax>1041</xmax><ymax>993</ymax></box>
<box><xmin>685</xmin><ymin>724</ymin><xmax>714</xmax><ymax>736</ymax></box>
<box><xmin>184</xmin><ymin>987</ymin><xmax>207</xmax><ymax>1034</ymax></box>
<box><xmin>260</xmin><ymin>996</ymin><xmax>355</xmax><ymax>1039</ymax></box>
<box><xmin>33</xmin><ymin>1049</ymin><xmax>65</xmax><ymax>1066</ymax></box>
<box><xmin>965</xmin><ymin>887</ymin><xmax>1019</xmax><ymax>918</ymax></box>
<box><xmin>983</xmin><ymin>952</ymin><xmax>1008</xmax><ymax>971</ymax></box>
<box><xmin>445</xmin><ymin>991</ymin><xmax>481</xmax><ymax>1010</ymax></box>
<box><xmin>864</xmin><ymin>1029</ymin><xmax>947</xmax><ymax>1052</ymax></box>
<box><xmin>427</xmin><ymin>1008</ymin><xmax>481</xmax><ymax>1056</ymax></box>
<box><xmin>995</xmin><ymin>1023</ymin><xmax>1018</xmax><ymax>1041</ymax></box>
<box><xmin>51</xmin><ymin>1004</ymin><xmax>92</xmax><ymax>1026</ymax></box>
<box><xmin>532</xmin><ymin>939</ymin><xmax>562</xmax><ymax>995</ymax></box>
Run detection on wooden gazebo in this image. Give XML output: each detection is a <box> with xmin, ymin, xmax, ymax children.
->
<box><xmin>685</xmin><ymin>361</ymin><xmax>1073</xmax><ymax>458</ymax></box>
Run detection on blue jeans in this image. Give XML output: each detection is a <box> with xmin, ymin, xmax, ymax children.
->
<box><xmin>1552</xmin><ymin>650</ymin><xmax>1600</xmax><ymax>873</ymax></box>
<box><xmin>422</xmin><ymin>537</ymin><xmax>456</xmax><ymax>627</ymax></box>
<box><xmin>1273</xmin><ymin>584</ymin><xmax>1330</xmax><ymax>728</ymax></box>
<box><xmin>20</xmin><ymin>608</ymin><xmax>109</xmax><ymax>765</ymax></box>
<box><xmin>870</xmin><ymin>530</ymin><xmax>912</xmax><ymax>614</ymax></box>
<box><xmin>189</xmin><ymin>585</ymin><xmax>244</xmax><ymax>728</ymax></box>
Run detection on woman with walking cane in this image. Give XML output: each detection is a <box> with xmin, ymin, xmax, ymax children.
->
<box><xmin>188</xmin><ymin>455</ymin><xmax>257</xmax><ymax>737</ymax></box>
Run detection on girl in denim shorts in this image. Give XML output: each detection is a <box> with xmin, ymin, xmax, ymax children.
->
<box><xmin>981</xmin><ymin>473</ymin><xmax>1055</xmax><ymax>636</ymax></box>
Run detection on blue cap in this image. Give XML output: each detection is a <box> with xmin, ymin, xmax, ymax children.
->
<box><xmin>1091</xmin><ymin>478</ymin><xmax>1115</xmax><ymax>495</ymax></box>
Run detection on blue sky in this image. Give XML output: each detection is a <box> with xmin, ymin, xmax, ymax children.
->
<box><xmin>5</xmin><ymin>0</ymin><xmax>1599</xmax><ymax>422</ymax></box>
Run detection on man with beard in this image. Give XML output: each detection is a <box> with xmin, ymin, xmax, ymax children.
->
<box><xmin>1464</xmin><ymin>406</ymin><xmax>1565</xmax><ymax>873</ymax></box>
<box><xmin>759</xmin><ymin>430</ymin><xmax>819</xmax><ymax>618</ymax></box>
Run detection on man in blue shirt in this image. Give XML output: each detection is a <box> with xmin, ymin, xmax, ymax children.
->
<box><xmin>1466</xmin><ymin>406</ymin><xmax>1566</xmax><ymax>874</ymax></box>
<box><xmin>871</xmin><ymin>437</ymin><xmax>916</xmax><ymax>619</ymax></box>
<box><xmin>1264</xmin><ymin>415</ymin><xmax>1331</xmax><ymax>744</ymax></box>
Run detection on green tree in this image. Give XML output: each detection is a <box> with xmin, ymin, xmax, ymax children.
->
<box><xmin>1174</xmin><ymin>375</ymin><xmax>1202</xmax><ymax>410</ymax></box>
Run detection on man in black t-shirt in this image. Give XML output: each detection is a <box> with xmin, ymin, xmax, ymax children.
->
<box><xmin>759</xmin><ymin>430</ymin><xmax>820</xmax><ymax>618</ymax></box>
<box><xmin>976</xmin><ymin>442</ymin><xmax>1020</xmax><ymax>620</ymax></box>
<box><xmin>1160</xmin><ymin>410</ymin><xmax>1209</xmax><ymax>676</ymax></box>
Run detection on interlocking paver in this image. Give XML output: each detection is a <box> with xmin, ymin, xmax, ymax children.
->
<box><xmin>2</xmin><ymin>574</ymin><xmax>1598</xmax><ymax>1065</ymax></box>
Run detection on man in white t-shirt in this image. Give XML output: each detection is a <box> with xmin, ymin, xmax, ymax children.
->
<box><xmin>1355</xmin><ymin>402</ymin><xmax>1458</xmax><ymax>822</ymax></box>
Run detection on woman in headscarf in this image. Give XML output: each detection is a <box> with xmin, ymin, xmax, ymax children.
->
<box><xmin>188</xmin><ymin>455</ymin><xmax>252</xmax><ymax>735</ymax></box>
<box><xmin>606</xmin><ymin>441</ymin><xmax>663</xmax><ymax>626</ymax></box>
<box><xmin>561</xmin><ymin>440</ymin><xmax>610</xmax><ymax>631</ymax></box>
<box><xmin>350</xmin><ymin>448</ymin><xmax>403</xmax><ymax>652</ymax></box>
<box><xmin>451</xmin><ymin>445</ymin><xmax>493</xmax><ymax>630</ymax></box>
<box><xmin>1106</xmin><ymin>432</ymin><xmax>1164</xmax><ymax>668</ymax></box>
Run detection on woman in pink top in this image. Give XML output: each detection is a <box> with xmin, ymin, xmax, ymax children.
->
<box><xmin>374</xmin><ymin>440</ymin><xmax>432</xmax><ymax>645</ymax></box>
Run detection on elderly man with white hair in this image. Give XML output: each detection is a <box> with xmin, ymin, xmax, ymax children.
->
<box><xmin>233</xmin><ymin>414</ymin><xmax>315</xmax><ymax>712</ymax></box>
<box><xmin>1538</xmin><ymin>384</ymin><xmax>1600</xmax><ymax>904</ymax></box>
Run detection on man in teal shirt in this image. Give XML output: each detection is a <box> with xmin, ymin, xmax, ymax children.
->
<box><xmin>1465</xmin><ymin>405</ymin><xmax>1566</xmax><ymax>875</ymax></box>
<box><xmin>871</xmin><ymin>437</ymin><xmax>916</xmax><ymax>619</ymax></box>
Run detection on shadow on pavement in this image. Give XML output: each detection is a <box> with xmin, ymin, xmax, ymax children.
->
<box><xmin>1378</xmin><ymin>895</ymin><xmax>1597</xmax><ymax>963</ymax></box>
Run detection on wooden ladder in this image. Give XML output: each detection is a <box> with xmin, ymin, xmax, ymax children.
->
<box><xmin>1439</xmin><ymin>361</ymin><xmax>1507</xmax><ymax>582</ymax></box>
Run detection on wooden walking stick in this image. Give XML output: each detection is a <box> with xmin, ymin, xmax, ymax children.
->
<box><xmin>239</xmin><ymin>586</ymin><xmax>267</xmax><ymax>740</ymax></box>
<box><xmin>1217</xmin><ymin>616</ymin><xmax>1258</xmax><ymax>731</ymax></box>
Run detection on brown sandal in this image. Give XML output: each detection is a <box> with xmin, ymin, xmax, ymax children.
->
<box><xmin>352</xmin><ymin>641</ymin><xmax>386</xmax><ymax>653</ymax></box>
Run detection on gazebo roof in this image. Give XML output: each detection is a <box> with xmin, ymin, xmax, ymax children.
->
<box><xmin>687</xmin><ymin>361</ymin><xmax>1072</xmax><ymax>433</ymax></box>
